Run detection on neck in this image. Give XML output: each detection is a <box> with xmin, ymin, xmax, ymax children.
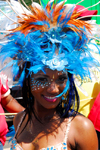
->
<box><xmin>33</xmin><ymin>103</ymin><xmax>60</xmax><ymax>123</ymax></box>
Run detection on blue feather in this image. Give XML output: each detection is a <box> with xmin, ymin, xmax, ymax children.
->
<box><xmin>56</xmin><ymin>78</ymin><xmax>70</xmax><ymax>98</ymax></box>
<box><xmin>6</xmin><ymin>125</ymin><xmax>15</xmax><ymax>143</ymax></box>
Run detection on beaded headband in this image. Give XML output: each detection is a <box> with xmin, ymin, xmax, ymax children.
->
<box><xmin>0</xmin><ymin>0</ymin><xmax>100</xmax><ymax>97</ymax></box>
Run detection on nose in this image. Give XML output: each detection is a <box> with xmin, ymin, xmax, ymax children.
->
<box><xmin>47</xmin><ymin>82</ymin><xmax>59</xmax><ymax>94</ymax></box>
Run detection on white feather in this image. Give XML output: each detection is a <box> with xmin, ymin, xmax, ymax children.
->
<box><xmin>32</xmin><ymin>2</ymin><xmax>43</xmax><ymax>11</ymax></box>
<box><xmin>10</xmin><ymin>0</ymin><xmax>32</xmax><ymax>17</ymax></box>
<box><xmin>74</xmin><ymin>76</ymin><xmax>88</xmax><ymax>96</ymax></box>
<box><xmin>0</xmin><ymin>1</ymin><xmax>17</xmax><ymax>39</ymax></box>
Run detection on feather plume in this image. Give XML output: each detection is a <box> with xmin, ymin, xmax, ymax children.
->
<box><xmin>0</xmin><ymin>0</ymin><xmax>100</xmax><ymax>87</ymax></box>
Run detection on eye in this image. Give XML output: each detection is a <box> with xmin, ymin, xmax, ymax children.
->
<box><xmin>57</xmin><ymin>76</ymin><xmax>67</xmax><ymax>83</ymax></box>
<box><xmin>35</xmin><ymin>77</ymin><xmax>48</xmax><ymax>82</ymax></box>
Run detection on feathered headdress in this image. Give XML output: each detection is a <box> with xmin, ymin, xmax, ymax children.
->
<box><xmin>0</xmin><ymin>0</ymin><xmax>100</xmax><ymax>90</ymax></box>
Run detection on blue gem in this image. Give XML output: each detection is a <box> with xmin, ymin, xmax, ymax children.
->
<box><xmin>63</xmin><ymin>147</ymin><xmax>67</xmax><ymax>149</ymax></box>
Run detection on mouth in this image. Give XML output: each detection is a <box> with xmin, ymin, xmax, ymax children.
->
<box><xmin>43</xmin><ymin>95</ymin><xmax>57</xmax><ymax>102</ymax></box>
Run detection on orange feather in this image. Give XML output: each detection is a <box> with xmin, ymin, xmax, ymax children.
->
<box><xmin>11</xmin><ymin>2</ymin><xmax>92</xmax><ymax>35</ymax></box>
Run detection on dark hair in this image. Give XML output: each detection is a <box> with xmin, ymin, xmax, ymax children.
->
<box><xmin>22</xmin><ymin>62</ymin><xmax>80</xmax><ymax>120</ymax></box>
<box><xmin>14</xmin><ymin>62</ymin><xmax>80</xmax><ymax>140</ymax></box>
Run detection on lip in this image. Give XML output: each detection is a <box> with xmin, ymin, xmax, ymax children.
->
<box><xmin>43</xmin><ymin>95</ymin><xmax>57</xmax><ymax>102</ymax></box>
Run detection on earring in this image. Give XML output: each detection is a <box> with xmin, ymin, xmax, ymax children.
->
<box><xmin>62</xmin><ymin>91</ymin><xmax>69</xmax><ymax>108</ymax></box>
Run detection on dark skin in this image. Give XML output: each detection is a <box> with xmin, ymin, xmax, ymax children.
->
<box><xmin>13</xmin><ymin>69</ymin><xmax>98</xmax><ymax>150</ymax></box>
<box><xmin>1</xmin><ymin>94</ymin><xmax>24</xmax><ymax>113</ymax></box>
<box><xmin>14</xmin><ymin>111</ymin><xmax>98</xmax><ymax>150</ymax></box>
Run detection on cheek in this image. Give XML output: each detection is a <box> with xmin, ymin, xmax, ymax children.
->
<box><xmin>30</xmin><ymin>87</ymin><xmax>42</xmax><ymax>96</ymax></box>
<box><xmin>30</xmin><ymin>91</ymin><xmax>40</xmax><ymax>100</ymax></box>
<box><xmin>30</xmin><ymin>79</ymin><xmax>67</xmax><ymax>94</ymax></box>
<box><xmin>30</xmin><ymin>85</ymin><xmax>46</xmax><ymax>94</ymax></box>
<box><xmin>30</xmin><ymin>79</ymin><xmax>50</xmax><ymax>92</ymax></box>
<box><xmin>30</xmin><ymin>83</ymin><xmax>47</xmax><ymax>98</ymax></box>
<box><xmin>59</xmin><ymin>82</ymin><xmax>67</xmax><ymax>90</ymax></box>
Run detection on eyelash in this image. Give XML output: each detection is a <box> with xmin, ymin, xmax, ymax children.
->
<box><xmin>35</xmin><ymin>76</ymin><xmax>67</xmax><ymax>82</ymax></box>
<box><xmin>58</xmin><ymin>77</ymin><xmax>67</xmax><ymax>81</ymax></box>
<box><xmin>57</xmin><ymin>77</ymin><xmax>67</xmax><ymax>83</ymax></box>
<box><xmin>36</xmin><ymin>77</ymin><xmax>48</xmax><ymax>82</ymax></box>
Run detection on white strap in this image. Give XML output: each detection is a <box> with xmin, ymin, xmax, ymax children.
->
<box><xmin>1</xmin><ymin>89</ymin><xmax>10</xmax><ymax>98</ymax></box>
<box><xmin>63</xmin><ymin>117</ymin><xmax>72</xmax><ymax>143</ymax></box>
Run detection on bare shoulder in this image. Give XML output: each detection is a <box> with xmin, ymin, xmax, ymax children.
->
<box><xmin>67</xmin><ymin>115</ymin><xmax>98</xmax><ymax>150</ymax></box>
<box><xmin>13</xmin><ymin>110</ymin><xmax>25</xmax><ymax>131</ymax></box>
<box><xmin>65</xmin><ymin>115</ymin><xmax>94</xmax><ymax>131</ymax></box>
<box><xmin>71</xmin><ymin>115</ymin><xmax>97</xmax><ymax>137</ymax></box>
<box><xmin>72</xmin><ymin>114</ymin><xmax>94</xmax><ymax>129</ymax></box>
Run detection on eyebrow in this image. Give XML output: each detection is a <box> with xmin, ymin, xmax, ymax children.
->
<box><xmin>34</xmin><ymin>74</ymin><xmax>49</xmax><ymax>77</ymax></box>
<box><xmin>59</xmin><ymin>73</ymin><xmax>67</xmax><ymax>76</ymax></box>
<box><xmin>35</xmin><ymin>73</ymin><xmax>67</xmax><ymax>77</ymax></box>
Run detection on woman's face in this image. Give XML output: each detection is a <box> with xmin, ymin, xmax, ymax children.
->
<box><xmin>30</xmin><ymin>68</ymin><xmax>68</xmax><ymax>109</ymax></box>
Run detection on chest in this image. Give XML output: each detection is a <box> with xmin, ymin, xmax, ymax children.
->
<box><xmin>18</xmin><ymin>132</ymin><xmax>68</xmax><ymax>150</ymax></box>
<box><xmin>16</xmin><ymin>120</ymin><xmax>71</xmax><ymax>150</ymax></box>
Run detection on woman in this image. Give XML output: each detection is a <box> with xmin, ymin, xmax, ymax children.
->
<box><xmin>0</xmin><ymin>0</ymin><xmax>100</xmax><ymax>149</ymax></box>
<box><xmin>0</xmin><ymin>72</ymin><xmax>24</xmax><ymax>150</ymax></box>
<box><xmin>12</xmin><ymin>67</ymin><xmax>98</xmax><ymax>150</ymax></box>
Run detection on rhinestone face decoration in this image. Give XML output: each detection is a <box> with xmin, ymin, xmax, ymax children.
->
<box><xmin>30</xmin><ymin>71</ymin><xmax>68</xmax><ymax>92</ymax></box>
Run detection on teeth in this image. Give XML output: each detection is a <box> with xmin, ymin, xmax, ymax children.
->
<box><xmin>45</xmin><ymin>96</ymin><xmax>56</xmax><ymax>99</ymax></box>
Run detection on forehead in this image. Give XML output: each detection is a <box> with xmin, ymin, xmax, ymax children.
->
<box><xmin>33</xmin><ymin>68</ymin><xmax>67</xmax><ymax>77</ymax></box>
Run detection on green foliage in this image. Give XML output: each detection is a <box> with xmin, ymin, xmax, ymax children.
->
<box><xmin>20</xmin><ymin>0</ymin><xmax>40</xmax><ymax>6</ymax></box>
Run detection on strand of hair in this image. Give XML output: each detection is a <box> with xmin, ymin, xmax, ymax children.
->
<box><xmin>0</xmin><ymin>31</ymin><xmax>12</xmax><ymax>33</ymax></box>
<box><xmin>77</xmin><ymin>14</ymin><xmax>100</xmax><ymax>20</ymax></box>
<box><xmin>88</xmin><ymin>35</ymin><xmax>100</xmax><ymax>41</ymax></box>
<box><xmin>17</xmin><ymin>0</ymin><xmax>30</xmax><ymax>16</ymax></box>
<box><xmin>0</xmin><ymin>8</ymin><xmax>17</xmax><ymax>23</ymax></box>
<box><xmin>0</xmin><ymin>40</ymin><xmax>12</xmax><ymax>44</ymax></box>
<box><xmin>76</xmin><ymin>0</ymin><xmax>84</xmax><ymax>5</ymax></box>
<box><xmin>19</xmin><ymin>0</ymin><xmax>31</xmax><ymax>11</ymax></box>
<box><xmin>77</xmin><ymin>1</ymin><xmax>100</xmax><ymax>13</ymax></box>
<box><xmin>6</xmin><ymin>0</ymin><xmax>23</xmax><ymax>19</ymax></box>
